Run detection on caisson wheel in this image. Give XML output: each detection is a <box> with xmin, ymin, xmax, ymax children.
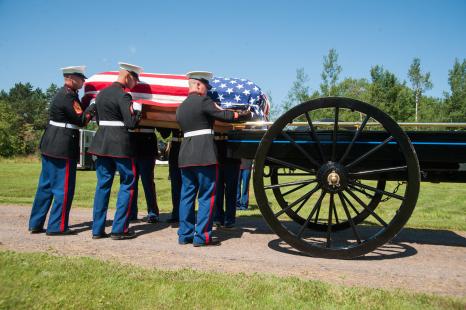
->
<box><xmin>270</xmin><ymin>167</ymin><xmax>386</xmax><ymax>231</ymax></box>
<box><xmin>253</xmin><ymin>97</ymin><xmax>420</xmax><ymax>259</ymax></box>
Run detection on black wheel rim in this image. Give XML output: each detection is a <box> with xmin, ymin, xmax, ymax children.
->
<box><xmin>253</xmin><ymin>97</ymin><xmax>420</xmax><ymax>259</ymax></box>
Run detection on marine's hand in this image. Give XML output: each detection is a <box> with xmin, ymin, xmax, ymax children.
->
<box><xmin>236</xmin><ymin>109</ymin><xmax>252</xmax><ymax>122</ymax></box>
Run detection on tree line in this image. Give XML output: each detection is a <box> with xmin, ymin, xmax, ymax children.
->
<box><xmin>271</xmin><ymin>49</ymin><xmax>466</xmax><ymax>124</ymax></box>
<box><xmin>1</xmin><ymin>51</ymin><xmax>465</xmax><ymax>157</ymax></box>
<box><xmin>0</xmin><ymin>83</ymin><xmax>59</xmax><ymax>156</ymax></box>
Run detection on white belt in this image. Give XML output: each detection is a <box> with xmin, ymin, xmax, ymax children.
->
<box><xmin>184</xmin><ymin>129</ymin><xmax>214</xmax><ymax>138</ymax></box>
<box><xmin>128</xmin><ymin>128</ymin><xmax>155</xmax><ymax>133</ymax></box>
<box><xmin>49</xmin><ymin>120</ymin><xmax>79</xmax><ymax>129</ymax></box>
<box><xmin>99</xmin><ymin>120</ymin><xmax>125</xmax><ymax>127</ymax></box>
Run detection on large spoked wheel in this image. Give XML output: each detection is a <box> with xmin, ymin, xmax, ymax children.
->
<box><xmin>253</xmin><ymin>97</ymin><xmax>420</xmax><ymax>259</ymax></box>
<box><xmin>270</xmin><ymin>167</ymin><xmax>386</xmax><ymax>231</ymax></box>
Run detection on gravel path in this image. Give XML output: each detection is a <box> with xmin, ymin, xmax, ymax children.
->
<box><xmin>1</xmin><ymin>205</ymin><xmax>465</xmax><ymax>297</ymax></box>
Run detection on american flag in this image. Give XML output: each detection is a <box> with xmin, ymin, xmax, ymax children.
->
<box><xmin>208</xmin><ymin>76</ymin><xmax>270</xmax><ymax>120</ymax></box>
<box><xmin>83</xmin><ymin>71</ymin><xmax>269</xmax><ymax>120</ymax></box>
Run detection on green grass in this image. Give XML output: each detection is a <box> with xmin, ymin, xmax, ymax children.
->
<box><xmin>0</xmin><ymin>157</ymin><xmax>464</xmax><ymax>231</ymax></box>
<box><xmin>0</xmin><ymin>251</ymin><xmax>464</xmax><ymax>310</ymax></box>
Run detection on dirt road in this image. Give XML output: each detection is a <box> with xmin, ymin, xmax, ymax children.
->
<box><xmin>0</xmin><ymin>205</ymin><xmax>465</xmax><ymax>297</ymax></box>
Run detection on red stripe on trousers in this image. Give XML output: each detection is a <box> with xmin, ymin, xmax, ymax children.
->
<box><xmin>125</xmin><ymin>159</ymin><xmax>137</xmax><ymax>233</ymax></box>
<box><xmin>204</xmin><ymin>164</ymin><xmax>218</xmax><ymax>244</ymax></box>
<box><xmin>60</xmin><ymin>159</ymin><xmax>70</xmax><ymax>232</ymax></box>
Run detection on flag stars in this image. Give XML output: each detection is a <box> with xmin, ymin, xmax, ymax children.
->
<box><xmin>243</xmin><ymin>89</ymin><xmax>250</xmax><ymax>96</ymax></box>
<box><xmin>226</xmin><ymin>88</ymin><xmax>234</xmax><ymax>94</ymax></box>
<box><xmin>220</xmin><ymin>83</ymin><xmax>227</xmax><ymax>88</ymax></box>
<box><xmin>230</xmin><ymin>80</ymin><xmax>237</xmax><ymax>84</ymax></box>
<box><xmin>236</xmin><ymin>84</ymin><xmax>244</xmax><ymax>89</ymax></box>
<box><xmin>234</xmin><ymin>95</ymin><xmax>241</xmax><ymax>102</ymax></box>
<box><xmin>253</xmin><ymin>86</ymin><xmax>259</xmax><ymax>91</ymax></box>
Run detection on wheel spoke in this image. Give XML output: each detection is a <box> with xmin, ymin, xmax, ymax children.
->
<box><xmin>282</xmin><ymin>181</ymin><xmax>313</xmax><ymax>197</ymax></box>
<box><xmin>331</xmin><ymin>107</ymin><xmax>339</xmax><ymax>162</ymax></box>
<box><xmin>313</xmin><ymin>197</ymin><xmax>322</xmax><ymax>223</ymax></box>
<box><xmin>297</xmin><ymin>191</ymin><xmax>326</xmax><ymax>238</ymax></box>
<box><xmin>345</xmin><ymin>136</ymin><xmax>394</xmax><ymax>169</ymax></box>
<box><xmin>266</xmin><ymin>156</ymin><xmax>313</xmax><ymax>173</ymax></box>
<box><xmin>347</xmin><ymin>185</ymin><xmax>375</xmax><ymax>199</ymax></box>
<box><xmin>326</xmin><ymin>193</ymin><xmax>335</xmax><ymax>248</ymax></box>
<box><xmin>333</xmin><ymin>199</ymin><xmax>340</xmax><ymax>224</ymax></box>
<box><xmin>339</xmin><ymin>114</ymin><xmax>370</xmax><ymax>164</ymax></box>
<box><xmin>338</xmin><ymin>192</ymin><xmax>362</xmax><ymax>244</ymax></box>
<box><xmin>293</xmin><ymin>187</ymin><xmax>314</xmax><ymax>215</ymax></box>
<box><xmin>274</xmin><ymin>184</ymin><xmax>320</xmax><ymax>218</ymax></box>
<box><xmin>282</xmin><ymin>132</ymin><xmax>321</xmax><ymax>168</ymax></box>
<box><xmin>348</xmin><ymin>166</ymin><xmax>407</xmax><ymax>178</ymax></box>
<box><xmin>345</xmin><ymin>189</ymin><xmax>388</xmax><ymax>227</ymax></box>
<box><xmin>304</xmin><ymin>112</ymin><xmax>326</xmax><ymax>162</ymax></box>
<box><xmin>349</xmin><ymin>181</ymin><xmax>405</xmax><ymax>201</ymax></box>
<box><xmin>340</xmin><ymin>191</ymin><xmax>361</xmax><ymax>216</ymax></box>
<box><xmin>264</xmin><ymin>179</ymin><xmax>316</xmax><ymax>190</ymax></box>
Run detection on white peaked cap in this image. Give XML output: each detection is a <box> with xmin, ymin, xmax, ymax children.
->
<box><xmin>118</xmin><ymin>62</ymin><xmax>143</xmax><ymax>75</ymax></box>
<box><xmin>61</xmin><ymin>66</ymin><xmax>87</xmax><ymax>78</ymax></box>
<box><xmin>186</xmin><ymin>71</ymin><xmax>213</xmax><ymax>81</ymax></box>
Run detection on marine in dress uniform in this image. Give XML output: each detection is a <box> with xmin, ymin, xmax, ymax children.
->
<box><xmin>213</xmin><ymin>138</ymin><xmax>241</xmax><ymax>228</ymax></box>
<box><xmin>176</xmin><ymin>71</ymin><xmax>251</xmax><ymax>246</ymax></box>
<box><xmin>166</xmin><ymin>128</ymin><xmax>182</xmax><ymax>223</ymax></box>
<box><xmin>236</xmin><ymin>158</ymin><xmax>253</xmax><ymax>210</ymax></box>
<box><xmin>29</xmin><ymin>66</ymin><xmax>94</xmax><ymax>235</ymax></box>
<box><xmin>128</xmin><ymin>126</ymin><xmax>160</xmax><ymax>223</ymax></box>
<box><xmin>88</xmin><ymin>62</ymin><xmax>143</xmax><ymax>240</ymax></box>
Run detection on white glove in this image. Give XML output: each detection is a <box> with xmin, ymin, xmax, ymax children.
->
<box><xmin>132</xmin><ymin>102</ymin><xmax>142</xmax><ymax>112</ymax></box>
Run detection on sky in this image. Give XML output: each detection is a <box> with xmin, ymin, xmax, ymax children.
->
<box><xmin>1</xmin><ymin>0</ymin><xmax>465</xmax><ymax>106</ymax></box>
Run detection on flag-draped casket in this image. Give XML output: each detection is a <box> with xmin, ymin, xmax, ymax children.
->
<box><xmin>83</xmin><ymin>72</ymin><xmax>270</xmax><ymax>131</ymax></box>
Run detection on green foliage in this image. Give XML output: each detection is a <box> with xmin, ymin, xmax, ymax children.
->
<box><xmin>280</xmin><ymin>51</ymin><xmax>466</xmax><ymax>123</ymax></box>
<box><xmin>0</xmin><ymin>100</ymin><xmax>24</xmax><ymax>156</ymax></box>
<box><xmin>0</xmin><ymin>82</ymin><xmax>59</xmax><ymax>157</ymax></box>
<box><xmin>445</xmin><ymin>58</ymin><xmax>466</xmax><ymax>122</ymax></box>
<box><xmin>408</xmin><ymin>58</ymin><xmax>433</xmax><ymax>122</ymax></box>
<box><xmin>320</xmin><ymin>48</ymin><xmax>342</xmax><ymax>96</ymax></box>
<box><xmin>283</xmin><ymin>68</ymin><xmax>311</xmax><ymax>112</ymax></box>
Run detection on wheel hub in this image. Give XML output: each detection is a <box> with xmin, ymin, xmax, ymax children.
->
<box><xmin>317</xmin><ymin>162</ymin><xmax>348</xmax><ymax>193</ymax></box>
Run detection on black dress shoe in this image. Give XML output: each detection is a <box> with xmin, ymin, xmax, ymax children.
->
<box><xmin>110</xmin><ymin>231</ymin><xmax>136</xmax><ymax>240</ymax></box>
<box><xmin>142</xmin><ymin>215</ymin><xmax>159</xmax><ymax>224</ymax></box>
<box><xmin>193</xmin><ymin>239</ymin><xmax>221</xmax><ymax>247</ymax></box>
<box><xmin>29</xmin><ymin>228</ymin><xmax>45</xmax><ymax>234</ymax></box>
<box><xmin>92</xmin><ymin>233</ymin><xmax>110</xmax><ymax>239</ymax></box>
<box><xmin>46</xmin><ymin>229</ymin><xmax>76</xmax><ymax>236</ymax></box>
<box><xmin>178</xmin><ymin>239</ymin><xmax>193</xmax><ymax>245</ymax></box>
<box><xmin>165</xmin><ymin>218</ymin><xmax>179</xmax><ymax>224</ymax></box>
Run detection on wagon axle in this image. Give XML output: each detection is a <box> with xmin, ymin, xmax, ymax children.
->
<box><xmin>317</xmin><ymin>162</ymin><xmax>348</xmax><ymax>193</ymax></box>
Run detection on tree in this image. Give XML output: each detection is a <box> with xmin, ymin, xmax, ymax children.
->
<box><xmin>283</xmin><ymin>68</ymin><xmax>311</xmax><ymax>111</ymax></box>
<box><xmin>445</xmin><ymin>58</ymin><xmax>466</xmax><ymax>122</ymax></box>
<box><xmin>336</xmin><ymin>78</ymin><xmax>370</xmax><ymax>102</ymax></box>
<box><xmin>369</xmin><ymin>65</ymin><xmax>409</xmax><ymax>121</ymax></box>
<box><xmin>408</xmin><ymin>58</ymin><xmax>433</xmax><ymax>122</ymax></box>
<box><xmin>320</xmin><ymin>48</ymin><xmax>342</xmax><ymax>96</ymax></box>
<box><xmin>0</xmin><ymin>100</ymin><xmax>24</xmax><ymax>156</ymax></box>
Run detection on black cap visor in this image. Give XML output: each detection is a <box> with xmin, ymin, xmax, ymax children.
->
<box><xmin>64</xmin><ymin>73</ymin><xmax>87</xmax><ymax>80</ymax></box>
